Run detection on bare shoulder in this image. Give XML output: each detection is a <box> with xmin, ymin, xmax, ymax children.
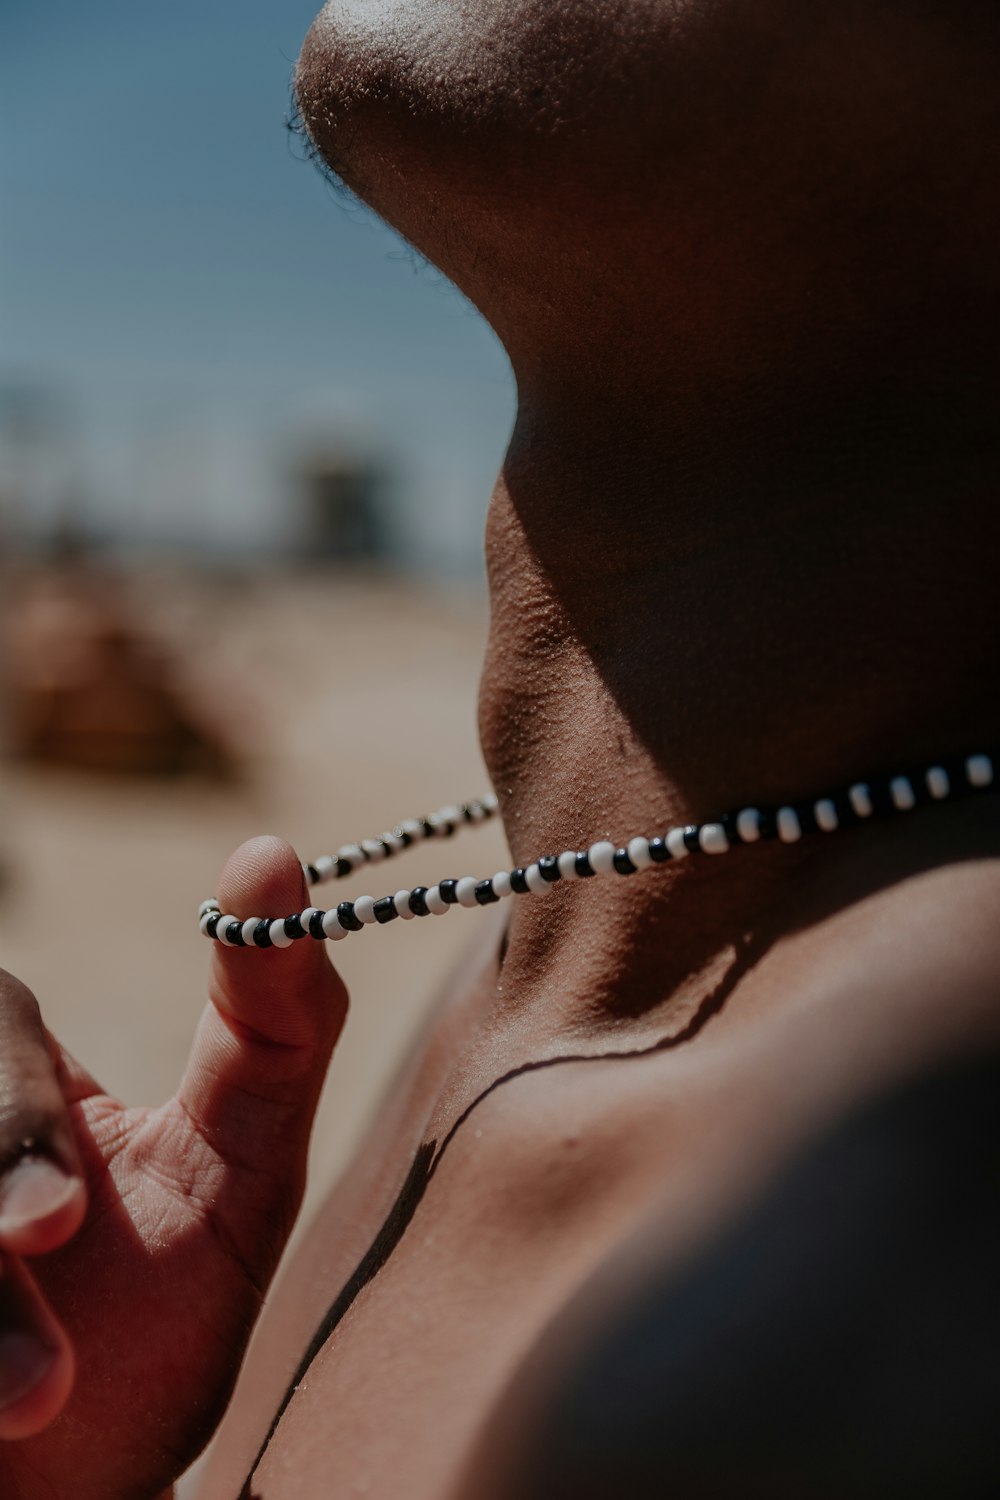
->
<box><xmin>454</xmin><ymin>1050</ymin><xmax>1000</xmax><ymax>1500</ymax></box>
<box><xmin>448</xmin><ymin>832</ymin><xmax>1000</xmax><ymax>1500</ymax></box>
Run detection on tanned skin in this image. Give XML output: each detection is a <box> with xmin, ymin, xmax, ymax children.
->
<box><xmin>1</xmin><ymin>4</ymin><xmax>998</xmax><ymax>1497</ymax></box>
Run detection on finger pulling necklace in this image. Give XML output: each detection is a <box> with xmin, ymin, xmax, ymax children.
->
<box><xmin>198</xmin><ymin>750</ymin><xmax>997</xmax><ymax>950</ymax></box>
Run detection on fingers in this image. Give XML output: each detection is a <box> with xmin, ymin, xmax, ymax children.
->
<box><xmin>0</xmin><ymin>1252</ymin><xmax>74</xmax><ymax>1441</ymax></box>
<box><xmin>177</xmin><ymin>836</ymin><xmax>348</xmax><ymax>1175</ymax></box>
<box><xmin>0</xmin><ymin>973</ymin><xmax>87</xmax><ymax>1259</ymax></box>
<box><xmin>207</xmin><ymin>836</ymin><xmax>348</xmax><ymax>1053</ymax></box>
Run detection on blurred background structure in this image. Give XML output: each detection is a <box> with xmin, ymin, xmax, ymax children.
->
<box><xmin>0</xmin><ymin>15</ymin><xmax>514</xmax><ymax>1484</ymax></box>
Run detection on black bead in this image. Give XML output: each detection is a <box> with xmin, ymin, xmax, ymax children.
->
<box><xmin>374</xmin><ymin>897</ymin><xmax>399</xmax><ymax>924</ymax></box>
<box><xmin>409</xmin><ymin>887</ymin><xmax>430</xmax><ymax>917</ymax></box>
<box><xmin>792</xmin><ymin>801</ymin><xmax>820</xmax><ymax>838</ymax></box>
<box><xmin>907</xmin><ymin>774</ymin><xmax>935</xmax><ymax>809</ymax></box>
<box><xmin>868</xmin><ymin>778</ymin><xmax>896</xmax><ymax>819</ymax></box>
<box><xmin>309</xmin><ymin>910</ymin><xmax>327</xmax><ymax>939</ymax></box>
<box><xmin>509</xmin><ymin>867</ymin><xmax>530</xmax><ymax>894</ymax></box>
<box><xmin>397</xmin><ymin>829</ymin><xmax>414</xmax><ymax>848</ymax></box>
<box><xmin>575</xmin><ymin>852</ymin><xmax>596</xmax><ymax>878</ymax></box>
<box><xmin>226</xmin><ymin>919</ymin><xmax>246</xmax><ymax>947</ymax></box>
<box><xmin>756</xmin><ymin>809</ymin><xmax>778</xmax><ymax>840</ymax></box>
<box><xmin>941</xmin><ymin>755</ymin><xmax>971</xmax><ymax>797</ymax></box>
<box><xmin>205</xmin><ymin>913</ymin><xmax>221</xmax><ymax>939</ymax></box>
<box><xmin>378</xmin><ymin>839</ymin><xmax>393</xmax><ymax>858</ymax></box>
<box><xmin>538</xmin><ymin>856</ymin><xmax>561</xmax><ymax>883</ymax></box>
<box><xmin>613</xmin><ymin>848</ymin><xmax>638</xmax><ymax>875</ymax></box>
<box><xmin>439</xmin><ymin>879</ymin><xmax>460</xmax><ymax>905</ymax></box>
<box><xmin>283</xmin><ymin>914</ymin><xmax>307</xmax><ymax>939</ymax></box>
<box><xmin>462</xmin><ymin>803</ymin><xmax>476</xmax><ymax>822</ymax></box>
<box><xmin>647</xmin><ymin>837</ymin><xmax>672</xmax><ymax>863</ymax></box>
<box><xmin>475</xmin><ymin>880</ymin><xmax>500</xmax><ymax>905</ymax></box>
<box><xmin>305</xmin><ymin>864</ymin><xmax>320</xmax><ymax>885</ymax></box>
<box><xmin>253</xmin><ymin>919</ymin><xmax>273</xmax><ymax>949</ymax></box>
<box><xmin>720</xmin><ymin>813</ymin><xmax>743</xmax><ymax>847</ymax></box>
<box><xmin>336</xmin><ymin>857</ymin><xmax>353</xmax><ymax>878</ymax></box>
<box><xmin>421</xmin><ymin>819</ymin><xmax>436</xmax><ymax>838</ymax></box>
<box><xmin>337</xmin><ymin>901</ymin><xmax>364</xmax><ymax>932</ymax></box>
<box><xmin>832</xmin><ymin>792</ymin><xmax>860</xmax><ymax>828</ymax></box>
<box><xmin>683</xmin><ymin>826</ymin><xmax>702</xmax><ymax>854</ymax></box>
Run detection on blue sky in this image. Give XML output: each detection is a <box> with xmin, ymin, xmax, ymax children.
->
<box><xmin>0</xmin><ymin>0</ymin><xmax>515</xmax><ymax>565</ymax></box>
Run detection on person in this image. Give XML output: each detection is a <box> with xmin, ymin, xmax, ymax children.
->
<box><xmin>1</xmin><ymin>2</ymin><xmax>999</xmax><ymax>1495</ymax></box>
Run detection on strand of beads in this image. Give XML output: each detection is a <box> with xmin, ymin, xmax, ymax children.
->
<box><xmin>297</xmin><ymin>793</ymin><xmax>499</xmax><ymax>888</ymax></box>
<box><xmin>198</xmin><ymin>752</ymin><xmax>996</xmax><ymax>949</ymax></box>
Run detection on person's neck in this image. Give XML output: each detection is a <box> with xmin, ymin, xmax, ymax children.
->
<box><xmin>479</xmin><ymin>392</ymin><xmax>1000</xmax><ymax>1036</ymax></box>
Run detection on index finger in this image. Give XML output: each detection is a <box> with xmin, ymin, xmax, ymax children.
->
<box><xmin>0</xmin><ymin>972</ymin><xmax>87</xmax><ymax>1257</ymax></box>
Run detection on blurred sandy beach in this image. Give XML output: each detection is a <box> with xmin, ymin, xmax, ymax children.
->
<box><xmin>0</xmin><ymin>565</ymin><xmax>509</xmax><ymax>1237</ymax></box>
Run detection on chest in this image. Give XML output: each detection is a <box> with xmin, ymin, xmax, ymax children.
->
<box><xmin>200</xmin><ymin>994</ymin><xmax>824</xmax><ymax>1500</ymax></box>
<box><xmin>231</xmin><ymin>1057</ymin><xmax>713</xmax><ymax>1500</ymax></box>
<box><xmin>198</xmin><ymin>873</ymin><xmax>991</xmax><ymax>1500</ymax></box>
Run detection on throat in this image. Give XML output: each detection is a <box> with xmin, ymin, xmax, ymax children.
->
<box><xmin>477</xmin><ymin>414</ymin><xmax>1000</xmax><ymax>1023</ymax></box>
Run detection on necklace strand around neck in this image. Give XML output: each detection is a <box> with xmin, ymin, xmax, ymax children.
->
<box><xmin>198</xmin><ymin>750</ymin><xmax>997</xmax><ymax>950</ymax></box>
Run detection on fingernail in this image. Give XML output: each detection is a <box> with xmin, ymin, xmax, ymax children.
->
<box><xmin>0</xmin><ymin>1332</ymin><xmax>57</xmax><ymax>1409</ymax></box>
<box><xmin>0</xmin><ymin>1158</ymin><xmax>78</xmax><ymax>1234</ymax></box>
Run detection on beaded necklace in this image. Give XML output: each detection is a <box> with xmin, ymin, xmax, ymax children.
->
<box><xmin>199</xmin><ymin>751</ymin><xmax>997</xmax><ymax>949</ymax></box>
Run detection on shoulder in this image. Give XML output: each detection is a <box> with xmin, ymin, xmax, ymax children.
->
<box><xmin>455</xmin><ymin>1053</ymin><xmax>1000</xmax><ymax>1500</ymax></box>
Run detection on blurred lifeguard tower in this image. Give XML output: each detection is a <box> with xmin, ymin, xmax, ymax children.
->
<box><xmin>284</xmin><ymin>394</ymin><xmax>390</xmax><ymax>566</ymax></box>
<box><xmin>294</xmin><ymin>445</ymin><xmax>385</xmax><ymax>564</ymax></box>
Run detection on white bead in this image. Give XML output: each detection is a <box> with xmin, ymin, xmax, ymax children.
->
<box><xmin>966</xmin><ymin>754</ymin><xmax>994</xmax><ymax>789</ymax></box>
<box><xmin>353</xmin><ymin>896</ymin><xmax>377</xmax><ymax>925</ymax></box>
<box><xmin>586</xmin><ymin>840</ymin><xmax>616</xmax><ymax>875</ymax></box>
<box><xmin>665</xmin><ymin>828</ymin><xmax>690</xmax><ymax>859</ymax></box>
<box><xmin>466</xmin><ymin>803</ymin><xmax>487</xmax><ymax>822</ymax></box>
<box><xmin>926</xmin><ymin>767</ymin><xmax>950</xmax><ymax>800</ymax></box>
<box><xmin>424</xmin><ymin>886</ymin><xmax>450</xmax><ymax>915</ymax></box>
<box><xmin>558</xmin><ymin>850</ymin><xmax>581</xmax><ymax>880</ymax></box>
<box><xmin>627</xmin><ymin>837</ymin><xmax>655</xmax><ymax>869</ymax></box>
<box><xmin>360</xmin><ymin>839</ymin><xmax>386</xmax><ymax>861</ymax></box>
<box><xmin>269</xmin><ymin>918</ymin><xmax>295</xmax><ymax>948</ymax></box>
<box><xmin>525</xmin><ymin>863</ymin><xmax>552</xmax><ymax>894</ymax></box>
<box><xmin>199</xmin><ymin>911</ymin><xmax>216</xmax><ymax>936</ymax></box>
<box><xmin>456</xmin><ymin>876</ymin><xmax>480</xmax><ymax>908</ymax></box>
<box><xmin>492</xmin><ymin>871</ymin><xmax>513</xmax><ymax>899</ymax></box>
<box><xmin>337</xmin><ymin>844</ymin><xmax>364</xmax><ymax>869</ymax></box>
<box><xmin>777</xmin><ymin>807</ymin><xmax>802</xmax><ymax>843</ymax></box>
<box><xmin>321</xmin><ymin>909</ymin><xmax>348</xmax><ymax>940</ymax></box>
<box><xmin>814</xmin><ymin>798</ymin><xmax>839</xmax><ymax>832</ymax></box>
<box><xmin>400</xmin><ymin>819</ymin><xmax>424</xmax><ymax>840</ymax></box>
<box><xmin>313</xmin><ymin>855</ymin><xmax>337</xmax><ymax>880</ymax></box>
<box><xmin>735</xmin><ymin>809</ymin><xmax>762</xmax><ymax>844</ymax></box>
<box><xmin>699</xmin><ymin>824</ymin><xmax>730</xmax><ymax>855</ymax></box>
<box><xmin>381</xmin><ymin>833</ymin><xmax>406</xmax><ymax>854</ymax></box>
<box><xmin>483</xmin><ymin>791</ymin><xmax>500</xmax><ymax>811</ymax></box>
<box><xmin>394</xmin><ymin>889</ymin><xmax>415</xmax><ymax>919</ymax></box>
<box><xmin>198</xmin><ymin>898</ymin><xmax>220</xmax><ymax>918</ymax></box>
<box><xmin>849</xmin><ymin>784</ymin><xmax>874</xmax><ymax>818</ymax></box>
<box><xmin>439</xmin><ymin>805</ymin><xmax>462</xmax><ymax>826</ymax></box>
<box><xmin>215</xmin><ymin>915</ymin><xmax>238</xmax><ymax>947</ymax></box>
<box><xmin>242</xmin><ymin>917</ymin><xmax>264</xmax><ymax>946</ymax></box>
<box><xmin>890</xmin><ymin>776</ymin><xmax>916</xmax><ymax>812</ymax></box>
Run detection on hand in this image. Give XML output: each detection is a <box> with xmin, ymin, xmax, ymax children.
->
<box><xmin>0</xmin><ymin>837</ymin><xmax>347</xmax><ymax>1500</ymax></box>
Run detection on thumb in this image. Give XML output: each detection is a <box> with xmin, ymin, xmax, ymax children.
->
<box><xmin>176</xmin><ymin>836</ymin><xmax>348</xmax><ymax>1199</ymax></box>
